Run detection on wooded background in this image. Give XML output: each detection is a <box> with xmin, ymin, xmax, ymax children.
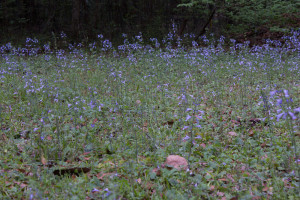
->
<box><xmin>0</xmin><ymin>0</ymin><xmax>299</xmax><ymax>44</ymax></box>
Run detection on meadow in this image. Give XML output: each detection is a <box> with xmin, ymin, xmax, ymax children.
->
<box><xmin>0</xmin><ymin>31</ymin><xmax>299</xmax><ymax>199</ymax></box>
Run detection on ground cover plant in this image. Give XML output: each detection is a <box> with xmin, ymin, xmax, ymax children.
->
<box><xmin>0</xmin><ymin>30</ymin><xmax>299</xmax><ymax>199</ymax></box>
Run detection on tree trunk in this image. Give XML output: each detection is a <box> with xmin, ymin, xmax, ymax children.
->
<box><xmin>178</xmin><ymin>18</ymin><xmax>188</xmax><ymax>37</ymax></box>
<box><xmin>194</xmin><ymin>7</ymin><xmax>216</xmax><ymax>41</ymax></box>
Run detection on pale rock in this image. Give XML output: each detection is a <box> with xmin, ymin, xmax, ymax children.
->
<box><xmin>164</xmin><ymin>155</ymin><xmax>188</xmax><ymax>171</ymax></box>
<box><xmin>228</xmin><ymin>131</ymin><xmax>237</xmax><ymax>136</ymax></box>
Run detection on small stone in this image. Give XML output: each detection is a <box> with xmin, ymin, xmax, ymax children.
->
<box><xmin>228</xmin><ymin>131</ymin><xmax>237</xmax><ymax>136</ymax></box>
<box><xmin>164</xmin><ymin>155</ymin><xmax>188</xmax><ymax>171</ymax></box>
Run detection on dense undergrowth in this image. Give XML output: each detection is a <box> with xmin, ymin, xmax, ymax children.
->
<box><xmin>0</xmin><ymin>31</ymin><xmax>299</xmax><ymax>199</ymax></box>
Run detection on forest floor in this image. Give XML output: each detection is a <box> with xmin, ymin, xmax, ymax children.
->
<box><xmin>0</xmin><ymin>31</ymin><xmax>299</xmax><ymax>199</ymax></box>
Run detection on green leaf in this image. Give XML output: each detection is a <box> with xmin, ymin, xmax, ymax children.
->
<box><xmin>150</xmin><ymin>172</ymin><xmax>156</xmax><ymax>180</ymax></box>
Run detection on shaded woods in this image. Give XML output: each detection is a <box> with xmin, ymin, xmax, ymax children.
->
<box><xmin>0</xmin><ymin>0</ymin><xmax>299</xmax><ymax>43</ymax></box>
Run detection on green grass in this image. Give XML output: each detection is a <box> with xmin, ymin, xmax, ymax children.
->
<box><xmin>0</xmin><ymin>34</ymin><xmax>299</xmax><ymax>199</ymax></box>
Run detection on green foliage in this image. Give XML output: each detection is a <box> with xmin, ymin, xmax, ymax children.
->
<box><xmin>225</xmin><ymin>0</ymin><xmax>299</xmax><ymax>33</ymax></box>
<box><xmin>178</xmin><ymin>0</ymin><xmax>299</xmax><ymax>34</ymax></box>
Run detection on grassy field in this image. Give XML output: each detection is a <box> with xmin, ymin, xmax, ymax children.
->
<box><xmin>0</xmin><ymin>32</ymin><xmax>299</xmax><ymax>199</ymax></box>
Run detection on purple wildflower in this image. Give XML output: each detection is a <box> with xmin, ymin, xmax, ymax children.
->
<box><xmin>103</xmin><ymin>188</ymin><xmax>111</xmax><ymax>197</ymax></box>
<box><xmin>283</xmin><ymin>90</ymin><xmax>289</xmax><ymax>98</ymax></box>
<box><xmin>288</xmin><ymin>112</ymin><xmax>297</xmax><ymax>120</ymax></box>
<box><xmin>183</xmin><ymin>135</ymin><xmax>190</xmax><ymax>141</ymax></box>
<box><xmin>92</xmin><ymin>188</ymin><xmax>100</xmax><ymax>193</ymax></box>
<box><xmin>294</xmin><ymin>107</ymin><xmax>300</xmax><ymax>113</ymax></box>
<box><xmin>186</xmin><ymin>115</ymin><xmax>192</xmax><ymax>121</ymax></box>
<box><xmin>277</xmin><ymin>98</ymin><xmax>282</xmax><ymax>106</ymax></box>
<box><xmin>269</xmin><ymin>90</ymin><xmax>276</xmax><ymax>97</ymax></box>
<box><xmin>276</xmin><ymin>112</ymin><xmax>286</xmax><ymax>121</ymax></box>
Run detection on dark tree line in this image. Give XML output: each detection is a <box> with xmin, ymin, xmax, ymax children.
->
<box><xmin>0</xmin><ymin>0</ymin><xmax>298</xmax><ymax>43</ymax></box>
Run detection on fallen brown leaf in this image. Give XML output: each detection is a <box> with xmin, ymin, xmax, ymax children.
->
<box><xmin>41</xmin><ymin>154</ymin><xmax>47</xmax><ymax>165</ymax></box>
<box><xmin>200</xmin><ymin>143</ymin><xmax>206</xmax><ymax>148</ymax></box>
<box><xmin>96</xmin><ymin>172</ymin><xmax>115</xmax><ymax>180</ymax></box>
<box><xmin>152</xmin><ymin>168</ymin><xmax>161</xmax><ymax>176</ymax></box>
